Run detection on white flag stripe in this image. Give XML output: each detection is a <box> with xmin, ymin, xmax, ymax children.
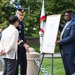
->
<box><xmin>40</xmin><ymin>0</ymin><xmax>45</xmax><ymax>17</ymax></box>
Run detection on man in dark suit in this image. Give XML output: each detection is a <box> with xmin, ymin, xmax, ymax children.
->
<box><xmin>56</xmin><ymin>9</ymin><xmax>75</xmax><ymax>75</ymax></box>
<box><xmin>15</xmin><ymin>8</ymin><xmax>30</xmax><ymax>75</ymax></box>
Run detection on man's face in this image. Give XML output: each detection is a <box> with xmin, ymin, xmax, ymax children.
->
<box><xmin>15</xmin><ymin>20</ymin><xmax>19</xmax><ymax>27</ymax></box>
<box><xmin>13</xmin><ymin>20</ymin><xmax>19</xmax><ymax>27</ymax></box>
<box><xmin>64</xmin><ymin>13</ymin><xmax>73</xmax><ymax>21</ymax></box>
<box><xmin>18</xmin><ymin>14</ymin><xmax>24</xmax><ymax>21</ymax></box>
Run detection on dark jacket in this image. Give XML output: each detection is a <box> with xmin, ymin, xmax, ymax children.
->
<box><xmin>16</xmin><ymin>20</ymin><xmax>26</xmax><ymax>53</ymax></box>
<box><xmin>59</xmin><ymin>19</ymin><xmax>75</xmax><ymax>54</ymax></box>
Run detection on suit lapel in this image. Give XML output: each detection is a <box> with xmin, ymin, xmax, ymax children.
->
<box><xmin>61</xmin><ymin>19</ymin><xmax>74</xmax><ymax>39</ymax></box>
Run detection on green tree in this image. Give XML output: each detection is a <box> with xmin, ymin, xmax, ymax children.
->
<box><xmin>0</xmin><ymin>0</ymin><xmax>75</xmax><ymax>37</ymax></box>
<box><xmin>0</xmin><ymin>0</ymin><xmax>15</xmax><ymax>29</ymax></box>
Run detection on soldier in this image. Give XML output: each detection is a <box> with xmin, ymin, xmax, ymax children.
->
<box><xmin>15</xmin><ymin>8</ymin><xmax>30</xmax><ymax>75</ymax></box>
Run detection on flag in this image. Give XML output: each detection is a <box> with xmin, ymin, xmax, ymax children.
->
<box><xmin>40</xmin><ymin>0</ymin><xmax>46</xmax><ymax>33</ymax></box>
<box><xmin>15</xmin><ymin>3</ymin><xmax>21</xmax><ymax>16</ymax></box>
<box><xmin>16</xmin><ymin>2</ymin><xmax>21</xmax><ymax>8</ymax></box>
<box><xmin>39</xmin><ymin>0</ymin><xmax>46</xmax><ymax>51</ymax></box>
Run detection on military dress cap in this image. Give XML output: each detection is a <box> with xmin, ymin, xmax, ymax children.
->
<box><xmin>16</xmin><ymin>8</ymin><xmax>28</xmax><ymax>15</ymax></box>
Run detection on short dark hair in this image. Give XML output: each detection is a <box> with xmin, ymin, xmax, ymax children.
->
<box><xmin>65</xmin><ymin>9</ymin><xmax>73</xmax><ymax>14</ymax></box>
<box><xmin>8</xmin><ymin>16</ymin><xmax>18</xmax><ymax>24</ymax></box>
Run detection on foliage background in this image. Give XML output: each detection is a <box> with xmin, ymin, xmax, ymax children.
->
<box><xmin>0</xmin><ymin>0</ymin><xmax>75</xmax><ymax>37</ymax></box>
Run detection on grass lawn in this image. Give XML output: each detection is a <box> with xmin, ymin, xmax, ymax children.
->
<box><xmin>29</xmin><ymin>44</ymin><xmax>40</xmax><ymax>52</ymax></box>
<box><xmin>39</xmin><ymin>58</ymin><xmax>65</xmax><ymax>75</ymax></box>
<box><xmin>29</xmin><ymin>44</ymin><xmax>65</xmax><ymax>75</ymax></box>
<box><xmin>29</xmin><ymin>44</ymin><xmax>60</xmax><ymax>53</ymax></box>
<box><xmin>0</xmin><ymin>44</ymin><xmax>65</xmax><ymax>75</ymax></box>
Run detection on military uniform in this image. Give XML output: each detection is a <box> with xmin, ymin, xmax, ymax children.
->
<box><xmin>15</xmin><ymin>8</ymin><xmax>28</xmax><ymax>75</ymax></box>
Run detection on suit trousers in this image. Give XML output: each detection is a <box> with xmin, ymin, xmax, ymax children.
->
<box><xmin>62</xmin><ymin>54</ymin><xmax>75</xmax><ymax>75</ymax></box>
<box><xmin>3</xmin><ymin>58</ymin><xmax>17</xmax><ymax>75</ymax></box>
<box><xmin>15</xmin><ymin>50</ymin><xmax>27</xmax><ymax>75</ymax></box>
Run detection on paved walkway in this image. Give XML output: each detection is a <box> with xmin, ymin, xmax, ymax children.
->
<box><xmin>0</xmin><ymin>53</ymin><xmax>61</xmax><ymax>74</ymax></box>
<box><xmin>44</xmin><ymin>53</ymin><xmax>61</xmax><ymax>57</ymax></box>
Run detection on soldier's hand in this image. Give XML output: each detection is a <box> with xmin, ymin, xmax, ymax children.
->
<box><xmin>23</xmin><ymin>44</ymin><xmax>30</xmax><ymax>53</ymax></box>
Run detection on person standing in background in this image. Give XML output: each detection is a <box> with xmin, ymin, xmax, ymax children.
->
<box><xmin>15</xmin><ymin>8</ymin><xmax>30</xmax><ymax>75</ymax></box>
<box><xmin>0</xmin><ymin>28</ymin><xmax>2</xmax><ymax>40</ymax></box>
<box><xmin>0</xmin><ymin>28</ymin><xmax>2</xmax><ymax>53</ymax></box>
<box><xmin>0</xmin><ymin>16</ymin><xmax>19</xmax><ymax>75</ymax></box>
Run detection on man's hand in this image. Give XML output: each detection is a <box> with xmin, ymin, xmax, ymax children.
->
<box><xmin>0</xmin><ymin>50</ymin><xmax>6</xmax><ymax>55</ymax></box>
<box><xmin>23</xmin><ymin>44</ymin><xmax>30</xmax><ymax>53</ymax></box>
<box><xmin>55</xmin><ymin>40</ymin><xmax>60</xmax><ymax>45</ymax></box>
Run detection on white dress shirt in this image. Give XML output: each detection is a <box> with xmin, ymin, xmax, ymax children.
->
<box><xmin>0</xmin><ymin>25</ymin><xmax>19</xmax><ymax>59</ymax></box>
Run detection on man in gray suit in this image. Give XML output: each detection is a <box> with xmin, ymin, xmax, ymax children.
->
<box><xmin>0</xmin><ymin>16</ymin><xmax>19</xmax><ymax>75</ymax></box>
<box><xmin>56</xmin><ymin>9</ymin><xmax>75</xmax><ymax>75</ymax></box>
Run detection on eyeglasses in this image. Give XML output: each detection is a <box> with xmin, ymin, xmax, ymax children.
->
<box><xmin>64</xmin><ymin>15</ymin><xmax>71</xmax><ymax>16</ymax></box>
<box><xmin>64</xmin><ymin>13</ymin><xmax>71</xmax><ymax>16</ymax></box>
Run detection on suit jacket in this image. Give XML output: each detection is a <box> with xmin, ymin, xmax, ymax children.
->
<box><xmin>0</xmin><ymin>25</ymin><xmax>19</xmax><ymax>59</ymax></box>
<box><xmin>59</xmin><ymin>19</ymin><xmax>75</xmax><ymax>54</ymax></box>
